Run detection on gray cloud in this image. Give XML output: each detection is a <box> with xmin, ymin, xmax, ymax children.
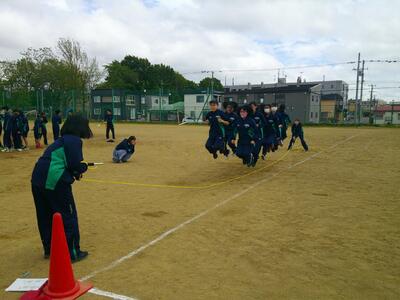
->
<box><xmin>0</xmin><ymin>0</ymin><xmax>399</xmax><ymax>100</ymax></box>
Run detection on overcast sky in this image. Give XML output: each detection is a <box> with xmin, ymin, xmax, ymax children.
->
<box><xmin>0</xmin><ymin>0</ymin><xmax>399</xmax><ymax>100</ymax></box>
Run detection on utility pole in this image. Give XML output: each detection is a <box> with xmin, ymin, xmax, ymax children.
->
<box><xmin>369</xmin><ymin>84</ymin><xmax>374</xmax><ymax>124</ymax></box>
<box><xmin>359</xmin><ymin>59</ymin><xmax>365</xmax><ymax>123</ymax></box>
<box><xmin>391</xmin><ymin>100</ymin><xmax>394</xmax><ymax>125</ymax></box>
<box><xmin>354</xmin><ymin>53</ymin><xmax>361</xmax><ymax>124</ymax></box>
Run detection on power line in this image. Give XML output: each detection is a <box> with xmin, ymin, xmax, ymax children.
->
<box><xmin>181</xmin><ymin>61</ymin><xmax>356</xmax><ymax>75</ymax></box>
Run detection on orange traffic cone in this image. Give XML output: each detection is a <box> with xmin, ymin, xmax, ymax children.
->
<box><xmin>21</xmin><ymin>213</ymin><xmax>92</xmax><ymax>299</ymax></box>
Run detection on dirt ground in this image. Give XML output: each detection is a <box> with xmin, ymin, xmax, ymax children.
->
<box><xmin>0</xmin><ymin>123</ymin><xmax>399</xmax><ymax>300</ymax></box>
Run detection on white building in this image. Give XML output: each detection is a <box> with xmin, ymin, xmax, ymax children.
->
<box><xmin>183</xmin><ymin>91</ymin><xmax>223</xmax><ymax>120</ymax></box>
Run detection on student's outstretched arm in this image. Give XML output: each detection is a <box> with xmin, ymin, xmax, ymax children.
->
<box><xmin>64</xmin><ymin>136</ymin><xmax>88</xmax><ymax>180</ymax></box>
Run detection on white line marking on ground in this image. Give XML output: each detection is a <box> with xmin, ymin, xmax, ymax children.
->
<box><xmin>89</xmin><ymin>288</ymin><xmax>138</xmax><ymax>300</ymax></box>
<box><xmin>81</xmin><ymin>135</ymin><xmax>358</xmax><ymax>283</ymax></box>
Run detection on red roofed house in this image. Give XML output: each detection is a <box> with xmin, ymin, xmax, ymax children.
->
<box><xmin>374</xmin><ymin>103</ymin><xmax>400</xmax><ymax>124</ymax></box>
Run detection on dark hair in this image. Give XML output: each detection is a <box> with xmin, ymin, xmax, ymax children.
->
<box><xmin>1</xmin><ymin>106</ymin><xmax>9</xmax><ymax>110</ymax></box>
<box><xmin>209</xmin><ymin>100</ymin><xmax>218</xmax><ymax>105</ymax></box>
<box><xmin>249</xmin><ymin>101</ymin><xmax>257</xmax><ymax>107</ymax></box>
<box><xmin>265</xmin><ymin>104</ymin><xmax>271</xmax><ymax>108</ymax></box>
<box><xmin>258</xmin><ymin>103</ymin><xmax>266</xmax><ymax>112</ymax></box>
<box><xmin>239</xmin><ymin>105</ymin><xmax>251</xmax><ymax>114</ymax></box>
<box><xmin>128</xmin><ymin>136</ymin><xmax>136</xmax><ymax>142</ymax></box>
<box><xmin>279</xmin><ymin>104</ymin><xmax>286</xmax><ymax>112</ymax></box>
<box><xmin>55</xmin><ymin>109</ymin><xmax>61</xmax><ymax>114</ymax></box>
<box><xmin>61</xmin><ymin>114</ymin><xmax>93</xmax><ymax>139</ymax></box>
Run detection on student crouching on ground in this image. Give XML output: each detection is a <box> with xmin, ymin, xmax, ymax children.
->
<box><xmin>113</xmin><ymin>136</ymin><xmax>136</xmax><ymax>163</ymax></box>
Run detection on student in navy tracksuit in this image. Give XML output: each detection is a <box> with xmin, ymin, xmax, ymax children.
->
<box><xmin>249</xmin><ymin>102</ymin><xmax>266</xmax><ymax>164</ymax></box>
<box><xmin>223</xmin><ymin>102</ymin><xmax>238</xmax><ymax>155</ymax></box>
<box><xmin>31</xmin><ymin>114</ymin><xmax>92</xmax><ymax>262</ymax></box>
<box><xmin>104</xmin><ymin>109</ymin><xmax>115</xmax><ymax>142</ymax></box>
<box><xmin>204</xmin><ymin>100</ymin><xmax>229</xmax><ymax>159</ymax></box>
<box><xmin>276</xmin><ymin>104</ymin><xmax>291</xmax><ymax>142</ymax></box>
<box><xmin>0</xmin><ymin>108</ymin><xmax>3</xmax><ymax>149</ymax></box>
<box><xmin>2</xmin><ymin>107</ymin><xmax>12</xmax><ymax>151</ymax></box>
<box><xmin>33</xmin><ymin>114</ymin><xmax>44</xmax><ymax>148</ymax></box>
<box><xmin>113</xmin><ymin>136</ymin><xmax>136</xmax><ymax>163</ymax></box>
<box><xmin>52</xmin><ymin>110</ymin><xmax>62</xmax><ymax>141</ymax></box>
<box><xmin>233</xmin><ymin>105</ymin><xmax>259</xmax><ymax>167</ymax></box>
<box><xmin>11</xmin><ymin>109</ymin><xmax>23</xmax><ymax>151</ymax></box>
<box><xmin>19</xmin><ymin>110</ymin><xmax>29</xmax><ymax>149</ymax></box>
<box><xmin>260</xmin><ymin>104</ymin><xmax>278</xmax><ymax>159</ymax></box>
<box><xmin>288</xmin><ymin>119</ymin><xmax>309</xmax><ymax>151</ymax></box>
<box><xmin>41</xmin><ymin>112</ymin><xmax>48</xmax><ymax>145</ymax></box>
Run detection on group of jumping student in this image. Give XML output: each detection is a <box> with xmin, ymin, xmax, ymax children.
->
<box><xmin>204</xmin><ymin>100</ymin><xmax>308</xmax><ymax>167</ymax></box>
<box><xmin>0</xmin><ymin>106</ymin><xmax>64</xmax><ymax>152</ymax></box>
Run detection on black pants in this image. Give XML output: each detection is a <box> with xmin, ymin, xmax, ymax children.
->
<box><xmin>42</xmin><ymin>128</ymin><xmax>48</xmax><ymax>145</ymax></box>
<box><xmin>3</xmin><ymin>130</ymin><xmax>12</xmax><ymax>148</ymax></box>
<box><xmin>288</xmin><ymin>134</ymin><xmax>308</xmax><ymax>151</ymax></box>
<box><xmin>106</xmin><ymin>124</ymin><xmax>115</xmax><ymax>139</ymax></box>
<box><xmin>32</xmin><ymin>183</ymin><xmax>81</xmax><ymax>258</ymax></box>
<box><xmin>12</xmin><ymin>131</ymin><xmax>22</xmax><ymax>149</ymax></box>
<box><xmin>225</xmin><ymin>132</ymin><xmax>236</xmax><ymax>153</ymax></box>
<box><xmin>205</xmin><ymin>135</ymin><xmax>224</xmax><ymax>154</ymax></box>
<box><xmin>53</xmin><ymin>126</ymin><xmax>60</xmax><ymax>141</ymax></box>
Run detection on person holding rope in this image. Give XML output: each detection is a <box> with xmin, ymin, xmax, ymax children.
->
<box><xmin>288</xmin><ymin>118</ymin><xmax>309</xmax><ymax>151</ymax></box>
<box><xmin>31</xmin><ymin>114</ymin><xmax>92</xmax><ymax>262</ymax></box>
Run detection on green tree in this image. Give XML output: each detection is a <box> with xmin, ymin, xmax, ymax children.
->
<box><xmin>102</xmin><ymin>55</ymin><xmax>197</xmax><ymax>102</ymax></box>
<box><xmin>199</xmin><ymin>77</ymin><xmax>224</xmax><ymax>91</ymax></box>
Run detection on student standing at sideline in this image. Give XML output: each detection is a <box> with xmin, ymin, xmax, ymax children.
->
<box><xmin>20</xmin><ymin>110</ymin><xmax>29</xmax><ymax>149</ymax></box>
<box><xmin>288</xmin><ymin>119</ymin><xmax>309</xmax><ymax>151</ymax></box>
<box><xmin>1</xmin><ymin>107</ymin><xmax>12</xmax><ymax>152</ymax></box>
<box><xmin>113</xmin><ymin>136</ymin><xmax>136</xmax><ymax>163</ymax></box>
<box><xmin>204</xmin><ymin>100</ymin><xmax>229</xmax><ymax>159</ymax></box>
<box><xmin>33</xmin><ymin>114</ymin><xmax>43</xmax><ymax>149</ymax></box>
<box><xmin>104</xmin><ymin>109</ymin><xmax>115</xmax><ymax>142</ymax></box>
<box><xmin>31</xmin><ymin>114</ymin><xmax>92</xmax><ymax>262</ymax></box>
<box><xmin>41</xmin><ymin>112</ymin><xmax>48</xmax><ymax>146</ymax></box>
<box><xmin>11</xmin><ymin>109</ymin><xmax>23</xmax><ymax>151</ymax></box>
<box><xmin>52</xmin><ymin>109</ymin><xmax>62</xmax><ymax>141</ymax></box>
<box><xmin>0</xmin><ymin>107</ymin><xmax>3</xmax><ymax>149</ymax></box>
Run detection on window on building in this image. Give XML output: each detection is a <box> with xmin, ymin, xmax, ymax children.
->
<box><xmin>311</xmin><ymin>96</ymin><xmax>314</xmax><ymax>102</ymax></box>
<box><xmin>94</xmin><ymin>108</ymin><xmax>101</xmax><ymax>115</ymax></box>
<box><xmin>113</xmin><ymin>96</ymin><xmax>120</xmax><ymax>103</ymax></box>
<box><xmin>154</xmin><ymin>98</ymin><xmax>159</xmax><ymax>104</ymax></box>
<box><xmin>141</xmin><ymin>97</ymin><xmax>146</xmax><ymax>104</ymax></box>
<box><xmin>93</xmin><ymin>96</ymin><xmax>101</xmax><ymax>103</ymax></box>
<box><xmin>126</xmin><ymin>95</ymin><xmax>135</xmax><ymax>105</ymax></box>
<box><xmin>196</xmin><ymin>95</ymin><xmax>205</xmax><ymax>103</ymax></box>
<box><xmin>315</xmin><ymin>112</ymin><xmax>318</xmax><ymax>118</ymax></box>
<box><xmin>113</xmin><ymin>107</ymin><xmax>121</xmax><ymax>116</ymax></box>
<box><xmin>310</xmin><ymin>112</ymin><xmax>313</xmax><ymax>118</ymax></box>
